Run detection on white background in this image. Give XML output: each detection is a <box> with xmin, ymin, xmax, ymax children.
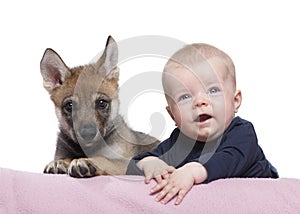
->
<box><xmin>0</xmin><ymin>0</ymin><xmax>299</xmax><ymax>178</ymax></box>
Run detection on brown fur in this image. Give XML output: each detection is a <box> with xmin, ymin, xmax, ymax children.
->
<box><xmin>41</xmin><ymin>36</ymin><xmax>159</xmax><ymax>177</ymax></box>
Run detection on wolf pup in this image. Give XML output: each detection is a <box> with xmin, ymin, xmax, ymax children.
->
<box><xmin>41</xmin><ymin>36</ymin><xmax>159</xmax><ymax>178</ymax></box>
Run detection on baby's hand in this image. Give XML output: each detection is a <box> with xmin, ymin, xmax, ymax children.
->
<box><xmin>137</xmin><ymin>156</ymin><xmax>175</xmax><ymax>184</ymax></box>
<box><xmin>151</xmin><ymin>162</ymin><xmax>208</xmax><ymax>205</ymax></box>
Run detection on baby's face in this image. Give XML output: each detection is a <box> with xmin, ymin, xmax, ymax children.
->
<box><xmin>164</xmin><ymin>57</ymin><xmax>241</xmax><ymax>142</ymax></box>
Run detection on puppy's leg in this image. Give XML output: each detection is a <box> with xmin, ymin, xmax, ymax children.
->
<box><xmin>68</xmin><ymin>157</ymin><xmax>129</xmax><ymax>177</ymax></box>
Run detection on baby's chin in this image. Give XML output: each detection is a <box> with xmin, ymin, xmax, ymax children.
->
<box><xmin>179</xmin><ymin>124</ymin><xmax>225</xmax><ymax>142</ymax></box>
<box><xmin>195</xmin><ymin>129</ymin><xmax>224</xmax><ymax>142</ymax></box>
<box><xmin>184</xmin><ymin>131</ymin><xmax>206</xmax><ymax>142</ymax></box>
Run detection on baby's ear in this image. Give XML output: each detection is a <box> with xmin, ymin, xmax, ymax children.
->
<box><xmin>234</xmin><ymin>90</ymin><xmax>242</xmax><ymax>113</ymax></box>
<box><xmin>166</xmin><ymin>106</ymin><xmax>176</xmax><ymax>124</ymax></box>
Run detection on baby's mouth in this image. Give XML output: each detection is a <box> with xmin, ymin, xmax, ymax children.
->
<box><xmin>194</xmin><ymin>114</ymin><xmax>212</xmax><ymax>123</ymax></box>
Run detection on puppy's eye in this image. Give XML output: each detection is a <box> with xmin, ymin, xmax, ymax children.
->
<box><xmin>96</xmin><ymin>99</ymin><xmax>109</xmax><ymax>110</ymax></box>
<box><xmin>64</xmin><ymin>101</ymin><xmax>73</xmax><ymax>113</ymax></box>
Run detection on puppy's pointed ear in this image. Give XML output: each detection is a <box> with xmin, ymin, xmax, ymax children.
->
<box><xmin>97</xmin><ymin>36</ymin><xmax>119</xmax><ymax>79</ymax></box>
<box><xmin>40</xmin><ymin>48</ymin><xmax>71</xmax><ymax>92</ymax></box>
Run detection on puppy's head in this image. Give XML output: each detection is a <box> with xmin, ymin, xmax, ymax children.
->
<box><xmin>40</xmin><ymin>36</ymin><xmax>120</xmax><ymax>150</ymax></box>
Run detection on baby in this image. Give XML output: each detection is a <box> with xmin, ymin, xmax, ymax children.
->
<box><xmin>126</xmin><ymin>43</ymin><xmax>278</xmax><ymax>205</ymax></box>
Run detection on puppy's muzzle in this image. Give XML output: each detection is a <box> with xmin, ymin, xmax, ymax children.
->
<box><xmin>79</xmin><ymin>125</ymin><xmax>98</xmax><ymax>141</ymax></box>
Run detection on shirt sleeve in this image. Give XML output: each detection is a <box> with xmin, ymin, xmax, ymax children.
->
<box><xmin>125</xmin><ymin>131</ymin><xmax>176</xmax><ymax>175</ymax></box>
<box><xmin>126</xmin><ymin>159</ymin><xmax>144</xmax><ymax>175</ymax></box>
<box><xmin>202</xmin><ymin>120</ymin><xmax>263</xmax><ymax>182</ymax></box>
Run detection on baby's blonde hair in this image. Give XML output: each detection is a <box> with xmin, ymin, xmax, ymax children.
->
<box><xmin>163</xmin><ymin>43</ymin><xmax>236</xmax><ymax>91</ymax></box>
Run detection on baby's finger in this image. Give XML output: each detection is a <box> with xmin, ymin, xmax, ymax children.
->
<box><xmin>162</xmin><ymin>173</ymin><xmax>170</xmax><ymax>179</ymax></box>
<box><xmin>167</xmin><ymin>166</ymin><xmax>176</xmax><ymax>173</ymax></box>
<box><xmin>150</xmin><ymin>179</ymin><xmax>167</xmax><ymax>194</ymax></box>
<box><xmin>159</xmin><ymin>169</ymin><xmax>172</xmax><ymax>180</ymax></box>
<box><xmin>145</xmin><ymin>177</ymin><xmax>151</xmax><ymax>184</ymax></box>
<box><xmin>144</xmin><ymin>171</ymin><xmax>154</xmax><ymax>184</ymax></box>
<box><xmin>154</xmin><ymin>174</ymin><xmax>163</xmax><ymax>184</ymax></box>
<box><xmin>158</xmin><ymin>186</ymin><xmax>178</xmax><ymax>204</ymax></box>
<box><xmin>174</xmin><ymin>188</ymin><xmax>188</xmax><ymax>205</ymax></box>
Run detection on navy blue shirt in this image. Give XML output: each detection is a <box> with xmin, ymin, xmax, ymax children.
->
<box><xmin>126</xmin><ymin>117</ymin><xmax>278</xmax><ymax>182</ymax></box>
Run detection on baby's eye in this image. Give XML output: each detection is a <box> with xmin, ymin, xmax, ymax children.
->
<box><xmin>208</xmin><ymin>87</ymin><xmax>220</xmax><ymax>94</ymax></box>
<box><xmin>179</xmin><ymin>94</ymin><xmax>192</xmax><ymax>101</ymax></box>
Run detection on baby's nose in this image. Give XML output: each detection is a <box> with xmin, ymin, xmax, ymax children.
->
<box><xmin>193</xmin><ymin>93</ymin><xmax>209</xmax><ymax>108</ymax></box>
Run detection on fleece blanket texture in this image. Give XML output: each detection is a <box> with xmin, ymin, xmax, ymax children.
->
<box><xmin>0</xmin><ymin>167</ymin><xmax>299</xmax><ymax>214</ymax></box>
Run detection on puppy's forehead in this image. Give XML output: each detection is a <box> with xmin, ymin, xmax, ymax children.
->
<box><xmin>73</xmin><ymin>65</ymin><xmax>106</xmax><ymax>98</ymax></box>
<box><xmin>74</xmin><ymin>65</ymin><xmax>119</xmax><ymax>99</ymax></box>
<box><xmin>50</xmin><ymin>65</ymin><xmax>118</xmax><ymax>106</ymax></box>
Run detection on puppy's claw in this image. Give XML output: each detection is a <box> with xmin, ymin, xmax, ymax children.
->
<box><xmin>44</xmin><ymin>159</ymin><xmax>70</xmax><ymax>174</ymax></box>
<box><xmin>68</xmin><ymin>158</ymin><xmax>98</xmax><ymax>178</ymax></box>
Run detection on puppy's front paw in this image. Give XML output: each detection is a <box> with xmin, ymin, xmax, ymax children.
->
<box><xmin>44</xmin><ymin>159</ymin><xmax>70</xmax><ymax>174</ymax></box>
<box><xmin>68</xmin><ymin>158</ymin><xmax>98</xmax><ymax>178</ymax></box>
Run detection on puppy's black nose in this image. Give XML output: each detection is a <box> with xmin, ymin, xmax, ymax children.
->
<box><xmin>79</xmin><ymin>126</ymin><xmax>97</xmax><ymax>141</ymax></box>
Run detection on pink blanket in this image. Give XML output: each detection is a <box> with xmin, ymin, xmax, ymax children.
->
<box><xmin>1</xmin><ymin>167</ymin><xmax>299</xmax><ymax>213</ymax></box>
